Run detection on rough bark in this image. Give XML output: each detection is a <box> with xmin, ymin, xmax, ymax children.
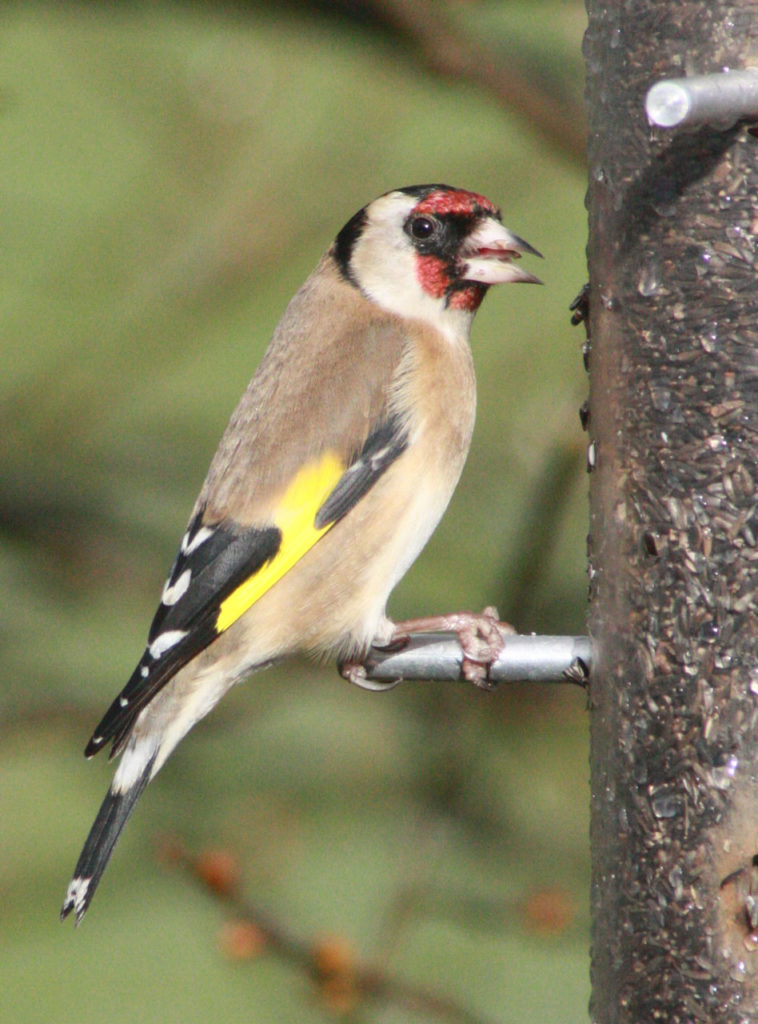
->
<box><xmin>585</xmin><ymin>2</ymin><xmax>758</xmax><ymax>1021</ymax></box>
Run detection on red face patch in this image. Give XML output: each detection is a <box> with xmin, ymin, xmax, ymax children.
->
<box><xmin>413</xmin><ymin>188</ymin><xmax>499</xmax><ymax>219</ymax></box>
<box><xmin>415</xmin><ymin>254</ymin><xmax>449</xmax><ymax>299</ymax></box>
<box><xmin>449</xmin><ymin>283</ymin><xmax>486</xmax><ymax>311</ymax></box>
<box><xmin>415</xmin><ymin>254</ymin><xmax>485</xmax><ymax>311</ymax></box>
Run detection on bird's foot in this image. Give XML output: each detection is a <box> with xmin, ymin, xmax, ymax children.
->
<box><xmin>389</xmin><ymin>606</ymin><xmax>515</xmax><ymax>690</ymax></box>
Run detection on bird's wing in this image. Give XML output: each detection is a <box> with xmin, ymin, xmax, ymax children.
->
<box><xmin>86</xmin><ymin>411</ymin><xmax>409</xmax><ymax>759</ymax></box>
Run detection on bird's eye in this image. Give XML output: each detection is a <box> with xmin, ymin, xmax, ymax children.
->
<box><xmin>408</xmin><ymin>216</ymin><xmax>437</xmax><ymax>240</ymax></box>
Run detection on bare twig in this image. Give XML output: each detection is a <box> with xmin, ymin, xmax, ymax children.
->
<box><xmin>168</xmin><ymin>842</ymin><xmax>503</xmax><ymax>1024</ymax></box>
<box><xmin>0</xmin><ymin>702</ymin><xmax>94</xmax><ymax>740</ymax></box>
<box><xmin>363</xmin><ymin>0</ymin><xmax>586</xmax><ymax>167</ymax></box>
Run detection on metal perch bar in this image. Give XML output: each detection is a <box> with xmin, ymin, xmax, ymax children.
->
<box><xmin>645</xmin><ymin>69</ymin><xmax>758</xmax><ymax>128</ymax></box>
<box><xmin>362</xmin><ymin>633</ymin><xmax>591</xmax><ymax>684</ymax></box>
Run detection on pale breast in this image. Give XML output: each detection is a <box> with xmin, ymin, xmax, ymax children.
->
<box><xmin>228</xmin><ymin>320</ymin><xmax>477</xmax><ymax>660</ymax></box>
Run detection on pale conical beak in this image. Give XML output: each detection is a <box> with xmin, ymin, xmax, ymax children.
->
<box><xmin>460</xmin><ymin>218</ymin><xmax>543</xmax><ymax>285</ymax></box>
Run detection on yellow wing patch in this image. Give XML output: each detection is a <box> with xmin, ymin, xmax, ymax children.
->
<box><xmin>215</xmin><ymin>452</ymin><xmax>345</xmax><ymax>633</ymax></box>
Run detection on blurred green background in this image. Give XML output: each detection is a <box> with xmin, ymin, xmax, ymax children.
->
<box><xmin>1</xmin><ymin>2</ymin><xmax>590</xmax><ymax>1022</ymax></box>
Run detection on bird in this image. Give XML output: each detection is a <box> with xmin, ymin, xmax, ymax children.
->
<box><xmin>60</xmin><ymin>184</ymin><xmax>541</xmax><ymax>924</ymax></box>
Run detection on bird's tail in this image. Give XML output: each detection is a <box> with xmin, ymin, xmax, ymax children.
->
<box><xmin>60</xmin><ymin>760</ymin><xmax>153</xmax><ymax>925</ymax></box>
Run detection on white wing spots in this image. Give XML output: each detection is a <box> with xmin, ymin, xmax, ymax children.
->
<box><xmin>63</xmin><ymin>876</ymin><xmax>91</xmax><ymax>921</ymax></box>
<box><xmin>119</xmin><ymin>695</ymin><xmax>129</xmax><ymax>708</ymax></box>
<box><xmin>180</xmin><ymin>524</ymin><xmax>214</xmax><ymax>556</ymax></box>
<box><xmin>339</xmin><ymin>461</ymin><xmax>362</xmax><ymax>480</ymax></box>
<box><xmin>140</xmin><ymin>665</ymin><xmax>149</xmax><ymax>678</ymax></box>
<box><xmin>148</xmin><ymin>629</ymin><xmax>187</xmax><ymax>660</ymax></box>
<box><xmin>161</xmin><ymin>568</ymin><xmax>192</xmax><ymax>606</ymax></box>
<box><xmin>368</xmin><ymin>446</ymin><xmax>390</xmax><ymax>469</ymax></box>
<box><xmin>334</xmin><ymin>447</ymin><xmax>390</xmax><ymax>483</ymax></box>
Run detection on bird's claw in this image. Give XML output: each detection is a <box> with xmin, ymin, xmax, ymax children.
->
<box><xmin>338</xmin><ymin>659</ymin><xmax>402</xmax><ymax>692</ymax></box>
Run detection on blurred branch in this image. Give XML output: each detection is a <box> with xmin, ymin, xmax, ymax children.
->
<box><xmin>244</xmin><ymin>0</ymin><xmax>585</xmax><ymax>164</ymax></box>
<box><xmin>382</xmin><ymin>880</ymin><xmax>576</xmax><ymax>939</ymax></box>
<box><xmin>169</xmin><ymin>842</ymin><xmax>501</xmax><ymax>1024</ymax></box>
<box><xmin>499</xmin><ymin>440</ymin><xmax>586</xmax><ymax>627</ymax></box>
<box><xmin>0</xmin><ymin>702</ymin><xmax>94</xmax><ymax>740</ymax></box>
<box><xmin>0</xmin><ymin>471</ymin><xmax>152</xmax><ymax>586</ymax></box>
<box><xmin>359</xmin><ymin>0</ymin><xmax>586</xmax><ymax>167</ymax></box>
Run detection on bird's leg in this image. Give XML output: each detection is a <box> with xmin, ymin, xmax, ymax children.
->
<box><xmin>338</xmin><ymin>613</ymin><xmax>407</xmax><ymax>690</ymax></box>
<box><xmin>387</xmin><ymin>606</ymin><xmax>515</xmax><ymax>688</ymax></box>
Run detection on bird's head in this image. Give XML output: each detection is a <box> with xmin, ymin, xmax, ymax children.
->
<box><xmin>334</xmin><ymin>184</ymin><xmax>542</xmax><ymax>338</ymax></box>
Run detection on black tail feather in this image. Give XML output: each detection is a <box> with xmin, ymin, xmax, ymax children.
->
<box><xmin>60</xmin><ymin>760</ymin><xmax>154</xmax><ymax>925</ymax></box>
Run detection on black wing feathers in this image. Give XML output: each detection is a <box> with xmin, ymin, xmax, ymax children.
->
<box><xmin>87</xmin><ymin>414</ymin><xmax>409</xmax><ymax>760</ymax></box>
<box><xmin>315</xmin><ymin>414</ymin><xmax>409</xmax><ymax>528</ymax></box>
<box><xmin>147</xmin><ymin>520</ymin><xmax>280</xmax><ymax>643</ymax></box>
<box><xmin>86</xmin><ymin>516</ymin><xmax>280</xmax><ymax>758</ymax></box>
<box><xmin>146</xmin><ymin>520</ymin><xmax>248</xmax><ymax>642</ymax></box>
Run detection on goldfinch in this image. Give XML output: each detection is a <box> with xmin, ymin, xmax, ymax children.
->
<box><xmin>61</xmin><ymin>184</ymin><xmax>541</xmax><ymax>923</ymax></box>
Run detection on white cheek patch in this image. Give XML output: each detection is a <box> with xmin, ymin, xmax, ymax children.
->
<box><xmin>348</xmin><ymin>191</ymin><xmax>475</xmax><ymax>345</ymax></box>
